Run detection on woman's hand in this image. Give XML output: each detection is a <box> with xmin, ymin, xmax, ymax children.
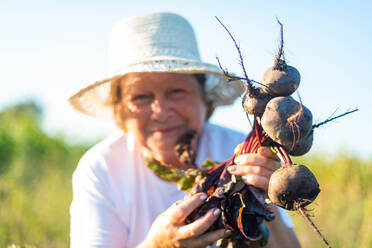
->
<box><xmin>139</xmin><ymin>193</ymin><xmax>230</xmax><ymax>248</ymax></box>
<box><xmin>227</xmin><ymin>146</ymin><xmax>281</xmax><ymax>192</ymax></box>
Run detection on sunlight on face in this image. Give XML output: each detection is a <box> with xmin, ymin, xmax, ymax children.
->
<box><xmin>120</xmin><ymin>72</ymin><xmax>208</xmax><ymax>168</ymax></box>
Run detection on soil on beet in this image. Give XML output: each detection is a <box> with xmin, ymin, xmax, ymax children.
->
<box><xmin>268</xmin><ymin>164</ymin><xmax>320</xmax><ymax>210</ymax></box>
<box><xmin>261</xmin><ymin>96</ymin><xmax>313</xmax><ymax>147</ymax></box>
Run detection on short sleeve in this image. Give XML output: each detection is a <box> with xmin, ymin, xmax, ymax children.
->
<box><xmin>70</xmin><ymin>154</ymin><xmax>128</xmax><ymax>248</ymax></box>
<box><xmin>277</xmin><ymin>206</ymin><xmax>294</xmax><ymax>229</ymax></box>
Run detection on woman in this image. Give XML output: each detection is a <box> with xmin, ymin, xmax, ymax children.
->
<box><xmin>69</xmin><ymin>12</ymin><xmax>301</xmax><ymax>248</ymax></box>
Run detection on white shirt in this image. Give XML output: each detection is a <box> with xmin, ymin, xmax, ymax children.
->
<box><xmin>70</xmin><ymin>123</ymin><xmax>293</xmax><ymax>248</ymax></box>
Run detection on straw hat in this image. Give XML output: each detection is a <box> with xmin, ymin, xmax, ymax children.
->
<box><xmin>69</xmin><ymin>12</ymin><xmax>244</xmax><ymax>119</ymax></box>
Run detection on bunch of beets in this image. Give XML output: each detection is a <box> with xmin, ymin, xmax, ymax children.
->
<box><xmin>181</xmin><ymin>19</ymin><xmax>332</xmax><ymax>248</ymax></box>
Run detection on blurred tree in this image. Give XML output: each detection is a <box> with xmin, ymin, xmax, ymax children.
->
<box><xmin>0</xmin><ymin>101</ymin><xmax>42</xmax><ymax>176</ymax></box>
<box><xmin>0</xmin><ymin>100</ymin><xmax>91</xmax><ymax>247</ymax></box>
<box><xmin>0</xmin><ymin>100</ymin><xmax>74</xmax><ymax>184</ymax></box>
<box><xmin>0</xmin><ymin>131</ymin><xmax>15</xmax><ymax>175</ymax></box>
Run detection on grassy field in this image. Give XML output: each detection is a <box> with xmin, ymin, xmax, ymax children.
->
<box><xmin>1</xmin><ymin>102</ymin><xmax>371</xmax><ymax>248</ymax></box>
<box><xmin>291</xmin><ymin>153</ymin><xmax>372</xmax><ymax>248</ymax></box>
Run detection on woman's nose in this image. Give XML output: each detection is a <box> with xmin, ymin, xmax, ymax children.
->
<box><xmin>150</xmin><ymin>97</ymin><xmax>172</xmax><ymax>121</ymax></box>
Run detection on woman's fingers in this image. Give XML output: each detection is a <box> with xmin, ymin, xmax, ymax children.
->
<box><xmin>180</xmin><ymin>228</ymin><xmax>231</xmax><ymax>247</ymax></box>
<box><xmin>178</xmin><ymin>208</ymin><xmax>221</xmax><ymax>239</ymax></box>
<box><xmin>233</xmin><ymin>143</ymin><xmax>244</xmax><ymax>154</ymax></box>
<box><xmin>169</xmin><ymin>193</ymin><xmax>207</xmax><ymax>224</ymax></box>
<box><xmin>234</xmin><ymin>145</ymin><xmax>280</xmax><ymax>162</ymax></box>
<box><xmin>241</xmin><ymin>174</ymin><xmax>270</xmax><ymax>191</ymax></box>
<box><xmin>258</xmin><ymin>146</ymin><xmax>281</xmax><ymax>162</ymax></box>
<box><xmin>233</xmin><ymin>153</ymin><xmax>281</xmax><ymax>171</ymax></box>
<box><xmin>227</xmin><ymin>165</ymin><xmax>272</xmax><ymax>178</ymax></box>
<box><xmin>228</xmin><ymin>146</ymin><xmax>282</xmax><ymax>191</ymax></box>
<box><xmin>227</xmin><ymin>166</ymin><xmax>270</xmax><ymax>191</ymax></box>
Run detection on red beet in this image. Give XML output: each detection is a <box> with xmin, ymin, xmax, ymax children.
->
<box><xmin>268</xmin><ymin>164</ymin><xmax>320</xmax><ymax>210</ymax></box>
<box><xmin>285</xmin><ymin>131</ymin><xmax>314</xmax><ymax>156</ymax></box>
<box><xmin>260</xmin><ymin>18</ymin><xmax>300</xmax><ymax>97</ymax></box>
<box><xmin>261</xmin><ymin>64</ymin><xmax>300</xmax><ymax>96</ymax></box>
<box><xmin>242</xmin><ymin>88</ymin><xmax>272</xmax><ymax>116</ymax></box>
<box><xmin>261</xmin><ymin>96</ymin><xmax>313</xmax><ymax>147</ymax></box>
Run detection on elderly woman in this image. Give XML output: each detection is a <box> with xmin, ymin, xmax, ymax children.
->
<box><xmin>69</xmin><ymin>12</ymin><xmax>301</xmax><ymax>248</ymax></box>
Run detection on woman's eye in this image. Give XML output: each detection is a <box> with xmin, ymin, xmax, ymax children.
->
<box><xmin>170</xmin><ymin>89</ymin><xmax>187</xmax><ymax>95</ymax></box>
<box><xmin>133</xmin><ymin>94</ymin><xmax>150</xmax><ymax>101</ymax></box>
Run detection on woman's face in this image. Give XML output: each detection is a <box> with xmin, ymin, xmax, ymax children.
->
<box><xmin>119</xmin><ymin>72</ymin><xmax>208</xmax><ymax>168</ymax></box>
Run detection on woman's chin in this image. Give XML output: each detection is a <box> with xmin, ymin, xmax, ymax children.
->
<box><xmin>145</xmin><ymin>147</ymin><xmax>183</xmax><ymax>168</ymax></box>
<box><xmin>144</xmin><ymin>134</ymin><xmax>195</xmax><ymax>168</ymax></box>
<box><xmin>157</xmin><ymin>155</ymin><xmax>184</xmax><ymax>168</ymax></box>
<box><xmin>147</xmin><ymin>138</ymin><xmax>178</xmax><ymax>154</ymax></box>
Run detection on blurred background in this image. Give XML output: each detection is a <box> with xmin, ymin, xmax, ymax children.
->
<box><xmin>1</xmin><ymin>1</ymin><xmax>371</xmax><ymax>247</ymax></box>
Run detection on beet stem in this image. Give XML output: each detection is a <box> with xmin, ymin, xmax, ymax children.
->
<box><xmin>245</xmin><ymin>112</ymin><xmax>254</xmax><ymax>130</ymax></box>
<box><xmin>215</xmin><ymin>56</ymin><xmax>236</xmax><ymax>82</ymax></box>
<box><xmin>297</xmin><ymin>207</ymin><xmax>331</xmax><ymax>248</ymax></box>
<box><xmin>254</xmin><ymin>119</ymin><xmax>262</xmax><ymax>147</ymax></box>
<box><xmin>312</xmin><ymin>108</ymin><xmax>358</xmax><ymax>129</ymax></box>
<box><xmin>274</xmin><ymin>145</ymin><xmax>292</xmax><ymax>165</ymax></box>
<box><xmin>245</xmin><ymin>132</ymin><xmax>254</xmax><ymax>154</ymax></box>
<box><xmin>240</xmin><ymin>132</ymin><xmax>252</xmax><ymax>155</ymax></box>
<box><xmin>296</xmin><ymin>90</ymin><xmax>303</xmax><ymax>105</ymax></box>
<box><xmin>251</xmin><ymin>138</ymin><xmax>259</xmax><ymax>153</ymax></box>
<box><xmin>249</xmin><ymin>136</ymin><xmax>256</xmax><ymax>153</ymax></box>
<box><xmin>225</xmin><ymin>75</ymin><xmax>272</xmax><ymax>91</ymax></box>
<box><xmin>281</xmin><ymin>146</ymin><xmax>292</xmax><ymax>164</ymax></box>
<box><xmin>215</xmin><ymin>16</ymin><xmax>253</xmax><ymax>96</ymax></box>
<box><xmin>274</xmin><ymin>18</ymin><xmax>285</xmax><ymax>68</ymax></box>
<box><xmin>272</xmin><ymin>145</ymin><xmax>286</xmax><ymax>164</ymax></box>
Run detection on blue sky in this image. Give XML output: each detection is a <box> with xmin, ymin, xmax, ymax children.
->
<box><xmin>1</xmin><ymin>1</ymin><xmax>371</xmax><ymax>158</ymax></box>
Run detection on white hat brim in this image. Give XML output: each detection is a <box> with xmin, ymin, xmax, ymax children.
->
<box><xmin>69</xmin><ymin>58</ymin><xmax>244</xmax><ymax>119</ymax></box>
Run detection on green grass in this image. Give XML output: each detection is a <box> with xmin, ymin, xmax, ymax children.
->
<box><xmin>291</xmin><ymin>153</ymin><xmax>372</xmax><ymax>248</ymax></box>
<box><xmin>1</xmin><ymin>101</ymin><xmax>371</xmax><ymax>247</ymax></box>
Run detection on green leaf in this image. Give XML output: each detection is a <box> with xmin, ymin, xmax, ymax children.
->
<box><xmin>201</xmin><ymin>159</ymin><xmax>218</xmax><ymax>168</ymax></box>
<box><xmin>145</xmin><ymin>158</ymin><xmax>181</xmax><ymax>182</ymax></box>
<box><xmin>145</xmin><ymin>158</ymin><xmax>203</xmax><ymax>191</ymax></box>
<box><xmin>176</xmin><ymin>176</ymin><xmax>197</xmax><ymax>191</ymax></box>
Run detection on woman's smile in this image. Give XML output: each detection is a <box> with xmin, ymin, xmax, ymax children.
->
<box><xmin>119</xmin><ymin>72</ymin><xmax>208</xmax><ymax>166</ymax></box>
<box><xmin>151</xmin><ymin>126</ymin><xmax>182</xmax><ymax>134</ymax></box>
